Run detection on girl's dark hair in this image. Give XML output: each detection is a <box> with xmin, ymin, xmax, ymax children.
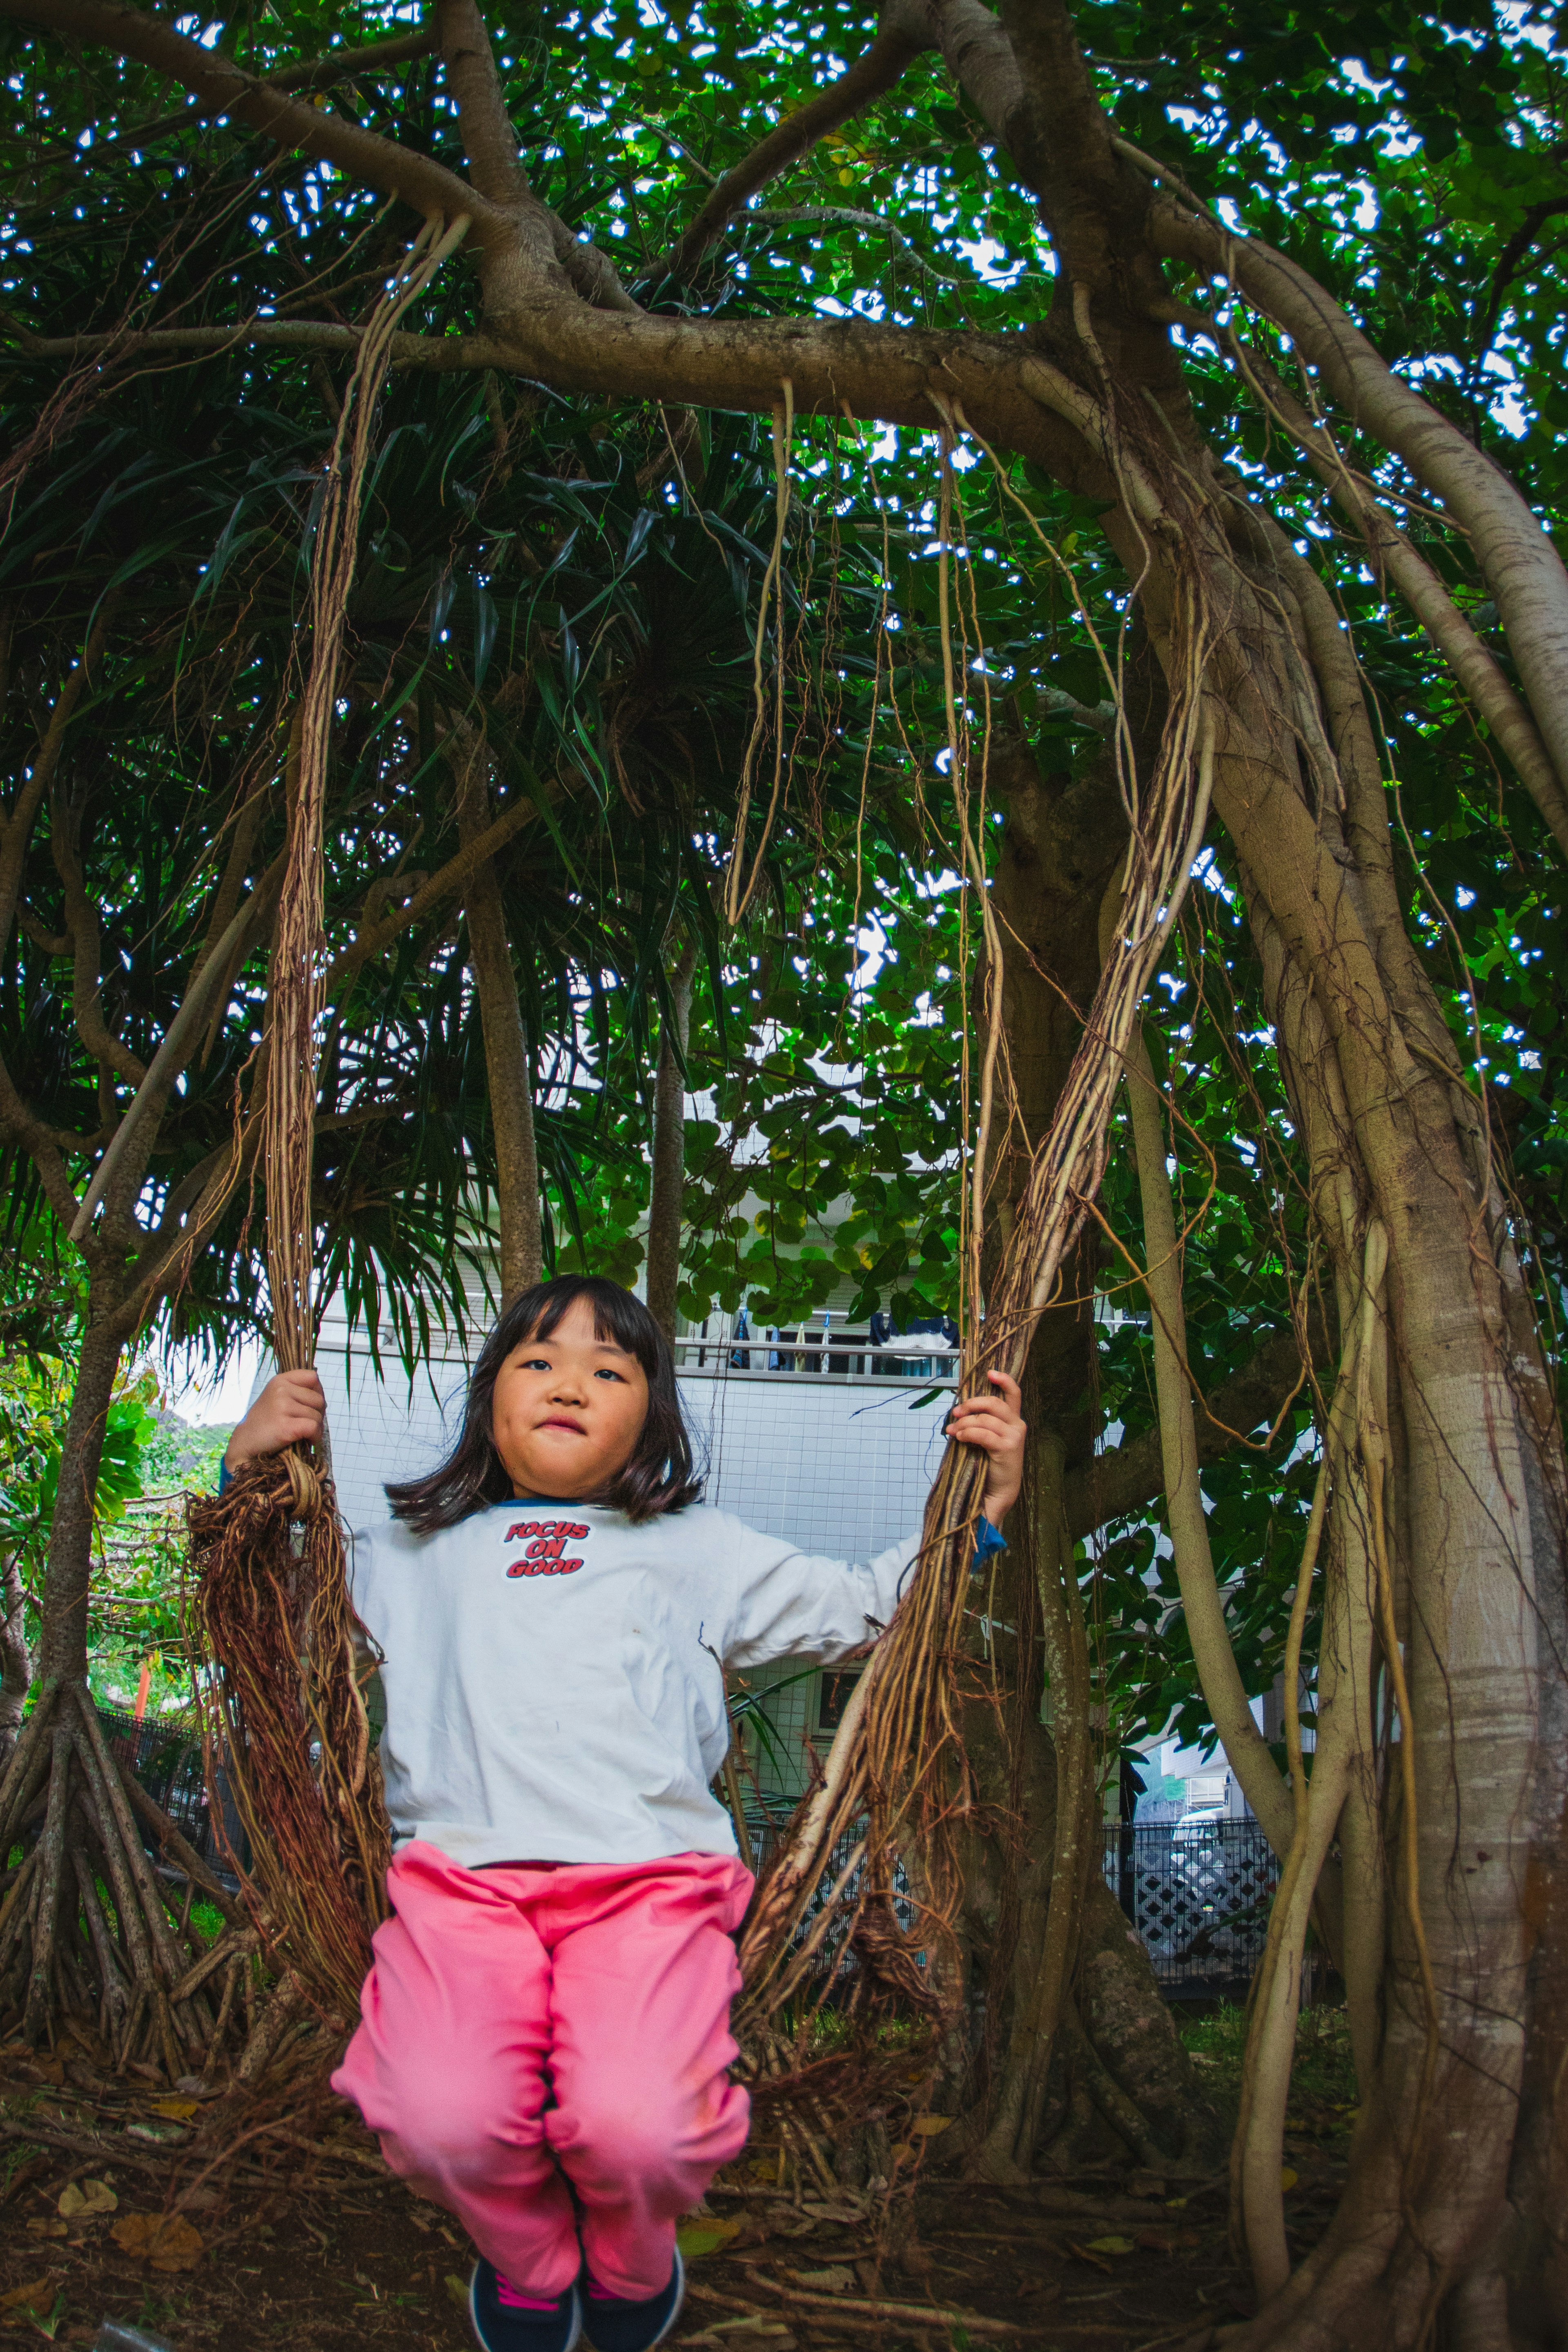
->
<box><xmin>385</xmin><ymin>1276</ymin><xmax>702</xmax><ymax>1537</ymax></box>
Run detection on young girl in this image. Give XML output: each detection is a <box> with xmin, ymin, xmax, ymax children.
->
<box><xmin>225</xmin><ymin>1276</ymin><xmax>1024</xmax><ymax>2352</ymax></box>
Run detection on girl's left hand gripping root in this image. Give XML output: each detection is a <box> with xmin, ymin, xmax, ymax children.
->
<box><xmin>948</xmin><ymin>1371</ymin><xmax>1026</xmax><ymax>1528</ymax></box>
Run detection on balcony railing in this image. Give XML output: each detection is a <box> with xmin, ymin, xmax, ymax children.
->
<box><xmin>674</xmin><ymin>1322</ymin><xmax>960</xmax><ymax>1384</ymax></box>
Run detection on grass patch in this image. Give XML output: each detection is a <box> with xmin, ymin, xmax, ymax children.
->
<box><xmin>1180</xmin><ymin>2001</ymin><xmax>1357</xmax><ymax>2135</ymax></box>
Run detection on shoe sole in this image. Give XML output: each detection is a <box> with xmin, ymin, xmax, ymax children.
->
<box><xmin>469</xmin><ymin>2262</ymin><xmax>583</xmax><ymax>2352</ymax></box>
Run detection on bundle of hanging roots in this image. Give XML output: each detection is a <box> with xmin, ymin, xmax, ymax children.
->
<box><xmin>187</xmin><ymin>303</ymin><xmax>1218</xmax><ymax>2136</ymax></box>
<box><xmin>733</xmin><ymin>507</ymin><xmax>1219</xmax><ymax>2053</ymax></box>
<box><xmin>182</xmin><ymin>222</ymin><xmax>461</xmax><ymax>2035</ymax></box>
<box><xmin>186</xmin><ymin>1452</ymin><xmax>388</xmax><ymax>2023</ymax></box>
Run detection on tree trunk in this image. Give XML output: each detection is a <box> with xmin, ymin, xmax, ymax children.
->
<box><xmin>455</xmin><ymin>734</ymin><xmax>542</xmax><ymax>1304</ymax></box>
<box><xmin>941</xmin><ymin>722</ymin><xmax>1223</xmax><ymax>2177</ymax></box>
<box><xmin>0</xmin><ymin>1556</ymin><xmax>31</xmax><ymax>1774</ymax></box>
<box><xmin>956</xmin><ymin>733</ymin><xmax>1113</xmax><ymax>2172</ymax></box>
<box><xmin>37</xmin><ymin>1317</ymin><xmax>122</xmax><ymax>1686</ymax></box>
<box><xmin>1117</xmin><ymin>492</ymin><xmax>1568</xmax><ymax>2345</ymax></box>
<box><xmin>646</xmin><ymin>942</ymin><xmax>697</xmax><ymax>1347</ymax></box>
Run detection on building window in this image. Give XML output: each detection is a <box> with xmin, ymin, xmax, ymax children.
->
<box><xmin>817</xmin><ymin>1668</ymin><xmax>861</xmax><ymax>1736</ymax></box>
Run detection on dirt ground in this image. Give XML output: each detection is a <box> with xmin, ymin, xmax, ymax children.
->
<box><xmin>0</xmin><ymin>2013</ymin><xmax>1354</xmax><ymax>2351</ymax></box>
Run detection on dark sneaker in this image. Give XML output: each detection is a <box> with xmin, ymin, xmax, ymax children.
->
<box><xmin>581</xmin><ymin>2250</ymin><xmax>684</xmax><ymax>2352</ymax></box>
<box><xmin>469</xmin><ymin>2258</ymin><xmax>582</xmax><ymax>2352</ymax></box>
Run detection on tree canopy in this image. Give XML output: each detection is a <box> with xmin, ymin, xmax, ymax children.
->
<box><xmin>1</xmin><ymin>0</ymin><xmax>1566</xmax><ymax>2337</ymax></box>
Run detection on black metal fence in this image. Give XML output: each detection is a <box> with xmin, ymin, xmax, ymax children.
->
<box><xmin>746</xmin><ymin>1807</ymin><xmax>1278</xmax><ymax>2000</ymax></box>
<box><xmin>747</xmin><ymin>1805</ymin><xmax>917</xmax><ymax>1982</ymax></box>
<box><xmin>1104</xmin><ymin>1818</ymin><xmax>1278</xmax><ymax>1996</ymax></box>
<box><xmin>95</xmin><ymin>1704</ymin><xmax>241</xmax><ymax>1889</ymax></box>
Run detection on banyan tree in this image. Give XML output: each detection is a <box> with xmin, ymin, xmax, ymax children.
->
<box><xmin>1</xmin><ymin>0</ymin><xmax>1565</xmax><ymax>2343</ymax></box>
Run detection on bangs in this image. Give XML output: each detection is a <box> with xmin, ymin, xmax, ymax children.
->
<box><xmin>516</xmin><ymin>1279</ymin><xmax>659</xmax><ymax>1368</ymax></box>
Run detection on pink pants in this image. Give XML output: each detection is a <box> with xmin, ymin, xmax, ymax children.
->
<box><xmin>332</xmin><ymin>1841</ymin><xmax>754</xmax><ymax>2299</ymax></box>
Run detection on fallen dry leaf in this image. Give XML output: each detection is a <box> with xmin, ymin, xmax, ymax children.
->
<box><xmin>24</xmin><ymin>2223</ymin><xmax>67</xmax><ymax>2241</ymax></box>
<box><xmin>1085</xmin><ymin>2235</ymin><xmax>1135</xmax><ymax>2256</ymax></box>
<box><xmin>791</xmin><ymin>2266</ymin><xmax>854</xmax><ymax>2292</ymax></box>
<box><xmin>676</xmin><ymin>2218</ymin><xmax>744</xmax><ymax>2262</ymax></box>
<box><xmin>910</xmin><ymin>2113</ymin><xmax>954</xmax><ymax>2137</ymax></box>
<box><xmin>58</xmin><ymin>2179</ymin><xmax>116</xmax><ymax>2219</ymax></box>
<box><xmin>1280</xmin><ymin>2167</ymin><xmax>1299</xmax><ymax>2191</ymax></box>
<box><xmin>111</xmin><ymin>2212</ymin><xmax>204</xmax><ymax>2272</ymax></box>
<box><xmin>444</xmin><ymin>2275</ymin><xmax>469</xmax><ymax>2314</ymax></box>
<box><xmin>0</xmin><ymin>2278</ymin><xmax>58</xmax><ymax>2314</ymax></box>
<box><xmin>150</xmin><ymin>2098</ymin><xmax>200</xmax><ymax>2123</ymax></box>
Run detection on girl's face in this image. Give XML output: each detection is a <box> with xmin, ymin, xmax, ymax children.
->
<box><xmin>490</xmin><ymin>1294</ymin><xmax>651</xmax><ymax>1501</ymax></box>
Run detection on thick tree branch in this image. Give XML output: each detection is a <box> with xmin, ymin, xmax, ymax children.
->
<box><xmin>1137</xmin><ymin>162</ymin><xmax>1568</xmax><ymax>815</ymax></box>
<box><xmin>932</xmin><ymin>0</ymin><xmax>1031</xmax><ymax>150</ymax></box>
<box><xmin>649</xmin><ymin>10</ymin><xmax>933</xmax><ymax>286</ymax></box>
<box><xmin>67</xmin><ymin>864</ymin><xmax>285</xmax><ymax>1245</ymax></box>
<box><xmin>4</xmin><ymin>304</ymin><xmax>1110</xmax><ymax>487</ymax></box>
<box><xmin>547</xmin><ymin>223</ymin><xmax>643</xmax><ymax>315</ymax></box>
<box><xmin>434</xmin><ymin>0</ymin><xmax>531</xmax><ymax>208</ymax></box>
<box><xmin>451</xmin><ymin>727</ymin><xmax>543</xmax><ymax>1303</ymax></box>
<box><xmin>2</xmin><ymin>320</ymin><xmax>518</xmax><ymax>367</ymax></box>
<box><xmin>89</xmin><ymin>27</ymin><xmax>441</xmax><ymax>154</ymax></box>
<box><xmin>1063</xmin><ymin>1316</ymin><xmax>1323</xmax><ymax>1539</ymax></box>
<box><xmin>475</xmin><ymin>304</ymin><xmax>1107</xmax><ymax>492</ymax></box>
<box><xmin>0</xmin><ymin>0</ymin><xmax>1102</xmax><ymax>481</ymax></box>
<box><xmin>0</xmin><ymin>1060</ymin><xmax>81</xmax><ymax>1229</ymax></box>
<box><xmin>18</xmin><ymin>903</ymin><xmax>69</xmax><ymax>953</ymax></box>
<box><xmin>998</xmin><ymin>0</ymin><xmax>1119</xmax><ymax>207</ymax></box>
<box><xmin>648</xmin><ymin>0</ymin><xmax>1039</xmax><ymax>288</ymax></box>
<box><xmin>434</xmin><ymin>0</ymin><xmax>639</xmax><ymax>312</ymax></box>
<box><xmin>0</xmin><ymin>595</ymin><xmax>117</xmax><ymax>959</ymax></box>
<box><xmin>51</xmin><ymin>792</ymin><xmax>148</xmax><ymax>1091</ymax></box>
<box><xmin>0</xmin><ymin>0</ymin><xmax>499</xmax><ymax>242</ymax></box>
<box><xmin>323</xmin><ymin>784</ymin><xmax>549</xmax><ymax>991</ymax></box>
<box><xmin>269</xmin><ymin>28</ymin><xmax>439</xmax><ymax>96</ymax></box>
<box><xmin>1226</xmin><ymin>336</ymin><xmax>1568</xmax><ymax>859</ymax></box>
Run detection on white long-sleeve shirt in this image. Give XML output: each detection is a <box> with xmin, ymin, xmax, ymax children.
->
<box><xmin>347</xmin><ymin>1501</ymin><xmax>919</xmax><ymax>1869</ymax></box>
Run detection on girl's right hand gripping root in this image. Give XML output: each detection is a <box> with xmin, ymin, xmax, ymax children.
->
<box><xmin>224</xmin><ymin>1368</ymin><xmax>326</xmax><ymax>1476</ymax></box>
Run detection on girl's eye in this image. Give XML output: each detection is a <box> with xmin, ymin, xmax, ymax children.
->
<box><xmin>594</xmin><ymin>1368</ymin><xmax>626</xmax><ymax>1383</ymax></box>
<box><xmin>521</xmin><ymin>1356</ymin><xmax>551</xmax><ymax>1371</ymax></box>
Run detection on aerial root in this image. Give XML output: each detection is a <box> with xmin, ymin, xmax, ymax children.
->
<box><xmin>0</xmin><ymin>1677</ymin><xmax>262</xmax><ymax>2085</ymax></box>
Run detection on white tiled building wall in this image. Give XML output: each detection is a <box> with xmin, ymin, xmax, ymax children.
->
<box><xmin>679</xmin><ymin>1371</ymin><xmax>951</xmax><ymax>1559</ymax></box>
<box><xmin>303</xmin><ymin>1348</ymin><xmax>952</xmax><ymax>1558</ymax></box>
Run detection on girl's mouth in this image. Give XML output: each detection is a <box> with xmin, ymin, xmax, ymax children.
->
<box><xmin>540</xmin><ymin>1417</ymin><xmax>586</xmax><ymax>1434</ymax></box>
